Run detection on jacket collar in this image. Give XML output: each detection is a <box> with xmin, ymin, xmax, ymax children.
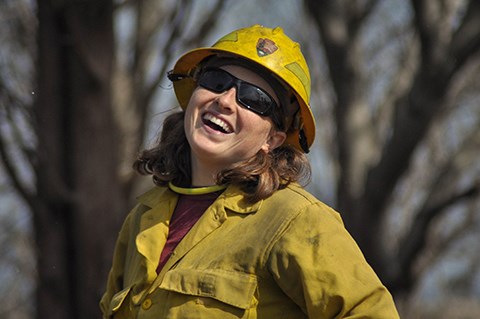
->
<box><xmin>137</xmin><ymin>186</ymin><xmax>174</xmax><ymax>208</ymax></box>
<box><xmin>214</xmin><ymin>184</ymin><xmax>262</xmax><ymax>214</ymax></box>
<box><xmin>137</xmin><ymin>184</ymin><xmax>263</xmax><ymax>215</ymax></box>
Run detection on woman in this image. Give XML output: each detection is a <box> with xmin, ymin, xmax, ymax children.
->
<box><xmin>100</xmin><ymin>25</ymin><xmax>400</xmax><ymax>318</ymax></box>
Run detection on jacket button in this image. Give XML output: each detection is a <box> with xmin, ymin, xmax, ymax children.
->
<box><xmin>142</xmin><ymin>298</ymin><xmax>152</xmax><ymax>310</ymax></box>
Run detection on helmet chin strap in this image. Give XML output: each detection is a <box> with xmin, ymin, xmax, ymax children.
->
<box><xmin>290</xmin><ymin>111</ymin><xmax>308</xmax><ymax>153</ymax></box>
<box><xmin>299</xmin><ymin>128</ymin><xmax>309</xmax><ymax>153</ymax></box>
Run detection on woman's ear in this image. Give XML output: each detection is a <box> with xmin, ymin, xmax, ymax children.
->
<box><xmin>262</xmin><ymin>130</ymin><xmax>287</xmax><ymax>153</ymax></box>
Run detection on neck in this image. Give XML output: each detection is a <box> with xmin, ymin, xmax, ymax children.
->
<box><xmin>190</xmin><ymin>156</ymin><xmax>220</xmax><ymax>187</ymax></box>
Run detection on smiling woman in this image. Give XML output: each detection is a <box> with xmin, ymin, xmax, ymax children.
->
<box><xmin>184</xmin><ymin>64</ymin><xmax>288</xmax><ymax>186</ymax></box>
<box><xmin>100</xmin><ymin>25</ymin><xmax>400</xmax><ymax>319</ymax></box>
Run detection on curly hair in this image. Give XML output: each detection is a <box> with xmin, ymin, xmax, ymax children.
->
<box><xmin>133</xmin><ymin>111</ymin><xmax>311</xmax><ymax>203</ymax></box>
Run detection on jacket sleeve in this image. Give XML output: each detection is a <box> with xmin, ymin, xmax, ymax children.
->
<box><xmin>99</xmin><ymin>209</ymin><xmax>135</xmax><ymax>318</ymax></box>
<box><xmin>267</xmin><ymin>202</ymin><xmax>400</xmax><ymax>319</ymax></box>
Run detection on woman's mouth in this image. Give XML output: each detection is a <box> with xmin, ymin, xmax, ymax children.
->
<box><xmin>202</xmin><ymin>113</ymin><xmax>233</xmax><ymax>134</ymax></box>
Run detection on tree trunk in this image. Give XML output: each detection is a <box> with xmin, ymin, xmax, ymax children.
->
<box><xmin>35</xmin><ymin>1</ymin><xmax>126</xmax><ymax>318</ymax></box>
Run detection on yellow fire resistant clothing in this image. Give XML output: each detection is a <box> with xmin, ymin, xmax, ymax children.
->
<box><xmin>100</xmin><ymin>184</ymin><xmax>400</xmax><ymax>319</ymax></box>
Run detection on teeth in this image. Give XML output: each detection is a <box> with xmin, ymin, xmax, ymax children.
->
<box><xmin>203</xmin><ymin>113</ymin><xmax>232</xmax><ymax>133</ymax></box>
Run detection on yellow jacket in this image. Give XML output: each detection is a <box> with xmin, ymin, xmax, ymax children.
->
<box><xmin>100</xmin><ymin>184</ymin><xmax>399</xmax><ymax>318</ymax></box>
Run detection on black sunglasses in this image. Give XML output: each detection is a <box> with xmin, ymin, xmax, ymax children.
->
<box><xmin>197</xmin><ymin>68</ymin><xmax>283</xmax><ymax>129</ymax></box>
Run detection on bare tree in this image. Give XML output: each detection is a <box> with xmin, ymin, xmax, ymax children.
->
<box><xmin>0</xmin><ymin>0</ymin><xmax>229</xmax><ymax>317</ymax></box>
<box><xmin>2</xmin><ymin>0</ymin><xmax>480</xmax><ymax>317</ymax></box>
<box><xmin>303</xmin><ymin>0</ymin><xmax>480</xmax><ymax>296</ymax></box>
<box><xmin>0</xmin><ymin>1</ymin><xmax>38</xmax><ymax>317</ymax></box>
<box><xmin>33</xmin><ymin>1</ymin><xmax>124</xmax><ymax>318</ymax></box>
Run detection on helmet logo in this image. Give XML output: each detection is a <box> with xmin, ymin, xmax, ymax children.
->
<box><xmin>256</xmin><ymin>38</ymin><xmax>278</xmax><ymax>57</ymax></box>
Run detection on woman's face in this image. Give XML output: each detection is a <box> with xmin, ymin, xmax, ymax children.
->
<box><xmin>184</xmin><ymin>64</ymin><xmax>286</xmax><ymax>173</ymax></box>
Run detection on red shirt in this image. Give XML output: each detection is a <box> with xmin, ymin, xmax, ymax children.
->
<box><xmin>156</xmin><ymin>191</ymin><xmax>222</xmax><ymax>273</ymax></box>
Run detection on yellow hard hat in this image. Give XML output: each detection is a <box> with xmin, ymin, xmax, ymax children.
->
<box><xmin>170</xmin><ymin>24</ymin><xmax>315</xmax><ymax>152</ymax></box>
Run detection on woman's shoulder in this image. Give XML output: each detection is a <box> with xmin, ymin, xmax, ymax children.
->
<box><xmin>136</xmin><ymin>185</ymin><xmax>173</xmax><ymax>208</ymax></box>
<box><xmin>265</xmin><ymin>183</ymin><xmax>342</xmax><ymax>222</ymax></box>
<box><xmin>268</xmin><ymin>183</ymin><xmax>322</xmax><ymax>208</ymax></box>
<box><xmin>122</xmin><ymin>186</ymin><xmax>174</xmax><ymax>222</ymax></box>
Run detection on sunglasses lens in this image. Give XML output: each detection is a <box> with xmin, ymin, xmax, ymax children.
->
<box><xmin>237</xmin><ymin>83</ymin><xmax>273</xmax><ymax>115</ymax></box>
<box><xmin>198</xmin><ymin>69</ymin><xmax>232</xmax><ymax>92</ymax></box>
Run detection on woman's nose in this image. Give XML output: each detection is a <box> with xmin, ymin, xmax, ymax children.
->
<box><xmin>215</xmin><ymin>87</ymin><xmax>238</xmax><ymax>112</ymax></box>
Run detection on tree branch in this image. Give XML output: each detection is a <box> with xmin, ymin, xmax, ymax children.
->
<box><xmin>0</xmin><ymin>80</ymin><xmax>36</xmax><ymax>208</ymax></box>
<box><xmin>304</xmin><ymin>0</ymin><xmax>360</xmax><ymax>212</ymax></box>
<box><xmin>394</xmin><ymin>181</ymin><xmax>480</xmax><ymax>288</ymax></box>
<box><xmin>0</xmin><ymin>124</ymin><xmax>36</xmax><ymax>211</ymax></box>
<box><xmin>364</xmin><ymin>0</ymin><xmax>474</xmax><ymax>218</ymax></box>
<box><xmin>414</xmin><ymin>201</ymin><xmax>478</xmax><ymax>289</ymax></box>
<box><xmin>450</xmin><ymin>0</ymin><xmax>480</xmax><ymax>72</ymax></box>
<box><xmin>391</xmin><ymin>122</ymin><xmax>480</xmax><ymax>290</ymax></box>
<box><xmin>349</xmin><ymin>0</ymin><xmax>379</xmax><ymax>36</ymax></box>
<box><xmin>373</xmin><ymin>28</ymin><xmax>418</xmax><ymax>145</ymax></box>
<box><xmin>140</xmin><ymin>0</ymin><xmax>193</xmax><ymax>113</ymax></box>
<box><xmin>410</xmin><ymin>0</ymin><xmax>442</xmax><ymax>65</ymax></box>
<box><xmin>2</xmin><ymin>86</ymin><xmax>37</xmax><ymax>165</ymax></box>
<box><xmin>143</xmin><ymin>0</ymin><xmax>231</xmax><ymax>113</ymax></box>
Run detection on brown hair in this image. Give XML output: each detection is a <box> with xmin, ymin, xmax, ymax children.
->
<box><xmin>133</xmin><ymin>111</ymin><xmax>311</xmax><ymax>203</ymax></box>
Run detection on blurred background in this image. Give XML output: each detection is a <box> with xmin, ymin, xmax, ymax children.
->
<box><xmin>1</xmin><ymin>0</ymin><xmax>479</xmax><ymax>318</ymax></box>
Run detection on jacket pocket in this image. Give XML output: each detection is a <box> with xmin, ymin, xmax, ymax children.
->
<box><xmin>160</xmin><ymin>268</ymin><xmax>258</xmax><ymax>309</ymax></box>
<box><xmin>108</xmin><ymin>287</ymin><xmax>132</xmax><ymax>318</ymax></box>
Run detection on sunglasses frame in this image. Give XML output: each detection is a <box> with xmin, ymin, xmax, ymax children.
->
<box><xmin>197</xmin><ymin>68</ymin><xmax>284</xmax><ymax>130</ymax></box>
